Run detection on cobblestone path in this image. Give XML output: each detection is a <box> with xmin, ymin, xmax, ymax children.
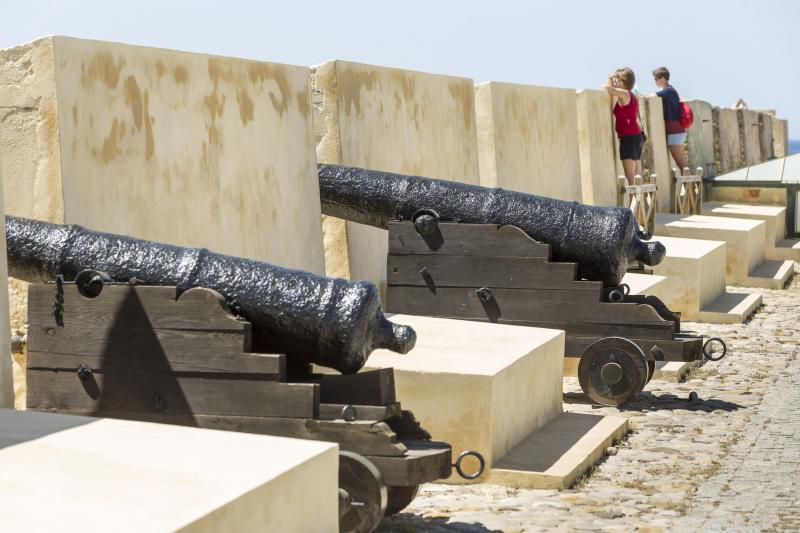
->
<box><xmin>676</xmin><ymin>356</ymin><xmax>800</xmax><ymax>532</ymax></box>
<box><xmin>378</xmin><ymin>272</ymin><xmax>800</xmax><ymax>532</ymax></box>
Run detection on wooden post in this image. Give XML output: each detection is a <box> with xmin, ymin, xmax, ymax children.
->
<box><xmin>618</xmin><ymin>174</ymin><xmax>656</xmax><ymax>235</ymax></box>
<box><xmin>671</xmin><ymin>166</ymin><xmax>703</xmax><ymax>215</ymax></box>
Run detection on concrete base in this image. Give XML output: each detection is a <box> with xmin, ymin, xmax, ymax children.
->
<box><xmin>365</xmin><ymin>314</ymin><xmax>564</xmax><ymax>483</ymax></box>
<box><xmin>698</xmin><ymin>290</ymin><xmax>763</xmax><ymax>324</ymax></box>
<box><xmin>622</xmin><ymin>272</ymin><xmax>668</xmax><ymax>301</ymax></box>
<box><xmin>746</xmin><ymin>259</ymin><xmax>794</xmax><ymax>289</ymax></box>
<box><xmin>775</xmin><ymin>238</ymin><xmax>800</xmax><ymax>262</ymax></box>
<box><xmin>0</xmin><ymin>409</ymin><xmax>338</xmax><ymax>532</ymax></box>
<box><xmin>655</xmin><ymin>213</ymin><xmax>793</xmax><ymax>289</ymax></box>
<box><xmin>486</xmin><ymin>412</ymin><xmax>628</xmax><ymax>490</ymax></box>
<box><xmin>702</xmin><ymin>202</ymin><xmax>794</xmax><ymax>262</ymax></box>
<box><xmin>652</xmin><ymin>235</ymin><xmax>762</xmax><ymax>323</ymax></box>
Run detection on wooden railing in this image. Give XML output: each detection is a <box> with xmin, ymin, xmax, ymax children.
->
<box><xmin>671</xmin><ymin>167</ymin><xmax>703</xmax><ymax>215</ymax></box>
<box><xmin>617</xmin><ymin>173</ymin><xmax>657</xmax><ymax>235</ymax></box>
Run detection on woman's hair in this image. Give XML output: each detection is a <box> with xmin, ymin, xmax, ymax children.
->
<box><xmin>614</xmin><ymin>67</ymin><xmax>636</xmax><ymax>90</ymax></box>
<box><xmin>652</xmin><ymin>67</ymin><xmax>670</xmax><ymax>81</ymax></box>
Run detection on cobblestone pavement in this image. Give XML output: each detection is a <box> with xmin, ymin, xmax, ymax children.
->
<box><xmin>676</xmin><ymin>355</ymin><xmax>800</xmax><ymax>532</ymax></box>
<box><xmin>379</xmin><ymin>272</ymin><xmax>800</xmax><ymax>532</ymax></box>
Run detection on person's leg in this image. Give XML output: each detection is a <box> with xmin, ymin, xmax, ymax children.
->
<box><xmin>622</xmin><ymin>159</ymin><xmax>637</xmax><ymax>183</ymax></box>
<box><xmin>669</xmin><ymin>144</ymin><xmax>688</xmax><ymax>171</ymax></box>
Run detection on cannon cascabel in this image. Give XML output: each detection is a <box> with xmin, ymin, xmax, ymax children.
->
<box><xmin>5</xmin><ymin>215</ymin><xmax>415</xmax><ymax>374</ymax></box>
<box><xmin>317</xmin><ymin>164</ymin><xmax>666</xmax><ymax>286</ymax></box>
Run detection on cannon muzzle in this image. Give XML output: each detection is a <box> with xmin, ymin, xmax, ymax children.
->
<box><xmin>5</xmin><ymin>215</ymin><xmax>415</xmax><ymax>374</ymax></box>
<box><xmin>318</xmin><ymin>164</ymin><xmax>666</xmax><ymax>286</ymax></box>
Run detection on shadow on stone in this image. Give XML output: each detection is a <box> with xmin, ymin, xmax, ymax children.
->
<box><xmin>378</xmin><ymin>514</ymin><xmax>501</xmax><ymax>532</ymax></box>
<box><xmin>563</xmin><ymin>391</ymin><xmax>744</xmax><ymax>413</ymax></box>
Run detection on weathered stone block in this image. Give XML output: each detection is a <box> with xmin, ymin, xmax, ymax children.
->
<box><xmin>773</xmin><ymin>117</ymin><xmax>789</xmax><ymax>158</ymax></box>
<box><xmin>684</xmin><ymin>100</ymin><xmax>715</xmax><ymax>177</ymax></box>
<box><xmin>576</xmin><ymin>89</ymin><xmax>618</xmax><ymax>206</ymax></box>
<box><xmin>313</xmin><ymin>60</ymin><xmax>479</xmax><ymax>289</ymax></box>
<box><xmin>715</xmin><ymin>108</ymin><xmax>742</xmax><ymax>174</ymax></box>
<box><xmin>0</xmin><ymin>409</ymin><xmax>339</xmax><ymax>532</ymax></box>
<box><xmin>656</xmin><ymin>213</ymin><xmax>792</xmax><ymax>289</ymax></box>
<box><xmin>0</xmin><ymin>153</ymin><xmax>11</xmax><ymax>408</ymax></box>
<box><xmin>364</xmin><ymin>315</ymin><xmax>564</xmax><ymax>483</ymax></box>
<box><xmin>738</xmin><ymin>109</ymin><xmax>762</xmax><ymax>167</ymax></box>
<box><xmin>0</xmin><ymin>36</ymin><xmax>325</xmax><ymax>333</ymax></box>
<box><xmin>759</xmin><ymin>112</ymin><xmax>775</xmax><ymax>161</ymax></box>
<box><xmin>475</xmin><ymin>82</ymin><xmax>581</xmax><ymax>201</ymax></box>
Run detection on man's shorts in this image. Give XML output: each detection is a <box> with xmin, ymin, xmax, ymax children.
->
<box><xmin>667</xmin><ymin>132</ymin><xmax>687</xmax><ymax>146</ymax></box>
<box><xmin>619</xmin><ymin>133</ymin><xmax>644</xmax><ymax>160</ymax></box>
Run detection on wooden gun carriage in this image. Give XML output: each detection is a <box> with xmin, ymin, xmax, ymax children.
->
<box><xmin>25</xmin><ymin>278</ymin><xmax>482</xmax><ymax>533</ymax></box>
<box><xmin>385</xmin><ymin>218</ymin><xmax>727</xmax><ymax>407</ymax></box>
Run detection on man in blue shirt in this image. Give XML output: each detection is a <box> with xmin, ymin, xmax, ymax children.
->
<box><xmin>650</xmin><ymin>67</ymin><xmax>688</xmax><ymax>171</ymax></box>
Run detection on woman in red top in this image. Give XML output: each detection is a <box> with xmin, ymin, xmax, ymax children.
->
<box><xmin>603</xmin><ymin>67</ymin><xmax>644</xmax><ymax>184</ymax></box>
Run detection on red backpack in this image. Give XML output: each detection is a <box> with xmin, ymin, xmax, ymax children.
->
<box><xmin>679</xmin><ymin>102</ymin><xmax>694</xmax><ymax>129</ymax></box>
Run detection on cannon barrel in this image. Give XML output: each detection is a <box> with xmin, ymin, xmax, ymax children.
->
<box><xmin>318</xmin><ymin>164</ymin><xmax>666</xmax><ymax>286</ymax></box>
<box><xmin>5</xmin><ymin>215</ymin><xmax>415</xmax><ymax>374</ymax></box>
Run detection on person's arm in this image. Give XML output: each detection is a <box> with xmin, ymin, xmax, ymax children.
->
<box><xmin>602</xmin><ymin>83</ymin><xmax>630</xmax><ymax>104</ymax></box>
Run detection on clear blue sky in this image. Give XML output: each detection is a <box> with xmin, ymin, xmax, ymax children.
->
<box><xmin>2</xmin><ymin>0</ymin><xmax>798</xmax><ymax>137</ymax></box>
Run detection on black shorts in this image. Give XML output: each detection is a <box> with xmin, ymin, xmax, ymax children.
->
<box><xmin>619</xmin><ymin>133</ymin><xmax>644</xmax><ymax>160</ymax></box>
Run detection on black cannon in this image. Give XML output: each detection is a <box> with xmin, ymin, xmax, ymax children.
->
<box><xmin>9</xmin><ymin>216</ymin><xmax>483</xmax><ymax>532</ymax></box>
<box><xmin>6</xmin><ymin>215</ymin><xmax>414</xmax><ymax>374</ymax></box>
<box><xmin>318</xmin><ymin>164</ymin><xmax>666</xmax><ymax>286</ymax></box>
<box><xmin>316</xmin><ymin>165</ymin><xmax>727</xmax><ymax>406</ymax></box>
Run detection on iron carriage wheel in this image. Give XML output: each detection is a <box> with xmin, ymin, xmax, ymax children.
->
<box><xmin>578</xmin><ymin>337</ymin><xmax>649</xmax><ymax>406</ymax></box>
<box><xmin>384</xmin><ymin>484</ymin><xmax>420</xmax><ymax>516</ymax></box>
<box><xmin>338</xmin><ymin>451</ymin><xmax>388</xmax><ymax>533</ymax></box>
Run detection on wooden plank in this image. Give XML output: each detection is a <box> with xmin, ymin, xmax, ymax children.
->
<box><xmin>386</xmin><ymin>286</ymin><xmax>670</xmax><ymax>325</ymax></box>
<box><xmin>565</xmin><ymin>336</ymin><xmax>702</xmax><ymax>361</ymax></box>
<box><xmin>311</xmin><ymin>369</ymin><xmax>396</xmax><ymax>406</ymax></box>
<box><xmin>388</xmin><ymin>222</ymin><xmax>551</xmax><ymax>257</ymax></box>
<box><xmin>30</xmin><ymin>409</ymin><xmax>410</xmax><ymax>457</ymax></box>
<box><xmin>387</xmin><ymin>255</ymin><xmax>584</xmax><ymax>289</ymax></box>
<box><xmin>368</xmin><ymin>441</ymin><xmax>452</xmax><ymax>486</ymax></box>
<box><xmin>26</xmin><ymin>370</ymin><xmax>318</xmax><ymax>418</ymax></box>
<box><xmin>28</xmin><ymin>284</ymin><xmax>248</xmax><ymax>333</ymax></box>
<box><xmin>26</xmin><ymin>324</ymin><xmax>249</xmax><ymax>358</ymax></box>
<box><xmin>318</xmin><ymin>403</ymin><xmax>401</xmax><ymax>421</ymax></box>
<box><xmin>26</xmin><ymin>350</ymin><xmax>285</xmax><ymax>376</ymax></box>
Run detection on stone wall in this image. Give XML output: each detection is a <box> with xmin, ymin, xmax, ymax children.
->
<box><xmin>576</xmin><ymin>89</ymin><xmax>617</xmax><ymax>206</ymax></box>
<box><xmin>640</xmin><ymin>95</ymin><xmax>672</xmax><ymax>211</ymax></box>
<box><xmin>0</xmin><ymin>151</ymin><xmax>11</xmax><ymax>407</ymax></box>
<box><xmin>312</xmin><ymin>60</ymin><xmax>479</xmax><ymax>290</ymax></box>
<box><xmin>773</xmin><ymin>118</ymin><xmax>789</xmax><ymax>158</ymax></box>
<box><xmin>475</xmin><ymin>82</ymin><xmax>581</xmax><ymax>201</ymax></box>
<box><xmin>759</xmin><ymin>113</ymin><xmax>775</xmax><ymax>161</ymax></box>
<box><xmin>684</xmin><ymin>100</ymin><xmax>715</xmax><ymax>177</ymax></box>
<box><xmin>0</xmin><ymin>36</ymin><xmax>325</xmax><ymax>326</ymax></box>
<box><xmin>738</xmin><ymin>109</ymin><xmax>762</xmax><ymax>167</ymax></box>
<box><xmin>715</xmin><ymin>108</ymin><xmax>742</xmax><ymax>174</ymax></box>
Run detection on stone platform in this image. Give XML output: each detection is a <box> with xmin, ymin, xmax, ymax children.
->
<box><xmin>655</xmin><ymin>213</ymin><xmax>793</xmax><ymax>289</ymax></box>
<box><xmin>702</xmin><ymin>202</ymin><xmax>800</xmax><ymax>262</ymax></box>
<box><xmin>622</xmin><ymin>272</ymin><xmax>668</xmax><ymax>301</ymax></box>
<box><xmin>0</xmin><ymin>409</ymin><xmax>338</xmax><ymax>532</ymax></box>
<box><xmin>363</xmin><ymin>315</ymin><xmax>626</xmax><ymax>488</ymax></box>
<box><xmin>652</xmin><ymin>235</ymin><xmax>762</xmax><ymax>323</ymax></box>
